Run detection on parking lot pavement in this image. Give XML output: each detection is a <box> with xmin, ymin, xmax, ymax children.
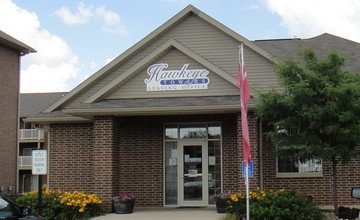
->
<box><xmin>90</xmin><ymin>207</ymin><xmax>224</xmax><ymax>220</ymax></box>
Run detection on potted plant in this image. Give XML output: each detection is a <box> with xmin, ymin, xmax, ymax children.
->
<box><xmin>338</xmin><ymin>206</ymin><xmax>360</xmax><ymax>220</ymax></box>
<box><xmin>213</xmin><ymin>192</ymin><xmax>230</xmax><ymax>213</ymax></box>
<box><xmin>112</xmin><ymin>192</ymin><xmax>135</xmax><ymax>214</ymax></box>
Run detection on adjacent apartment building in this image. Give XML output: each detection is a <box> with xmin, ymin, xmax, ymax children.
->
<box><xmin>8</xmin><ymin>5</ymin><xmax>360</xmax><ymax>212</ymax></box>
<box><xmin>0</xmin><ymin>30</ymin><xmax>35</xmax><ymax>194</ymax></box>
<box><xmin>18</xmin><ymin>92</ymin><xmax>66</xmax><ymax>193</ymax></box>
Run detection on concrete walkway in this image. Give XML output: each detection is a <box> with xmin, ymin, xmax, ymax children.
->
<box><xmin>90</xmin><ymin>207</ymin><xmax>225</xmax><ymax>220</ymax></box>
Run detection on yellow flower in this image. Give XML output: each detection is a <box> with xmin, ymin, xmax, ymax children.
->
<box><xmin>230</xmin><ymin>194</ymin><xmax>238</xmax><ymax>202</ymax></box>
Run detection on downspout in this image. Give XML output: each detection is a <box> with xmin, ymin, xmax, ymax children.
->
<box><xmin>45</xmin><ymin>126</ymin><xmax>50</xmax><ymax>188</ymax></box>
<box><xmin>258</xmin><ymin>118</ymin><xmax>263</xmax><ymax>189</ymax></box>
<box><xmin>48</xmin><ymin>128</ymin><xmax>50</xmax><ymax>187</ymax></box>
<box><xmin>16</xmin><ymin>86</ymin><xmax>20</xmax><ymax>193</ymax></box>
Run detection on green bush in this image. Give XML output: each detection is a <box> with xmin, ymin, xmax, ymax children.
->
<box><xmin>227</xmin><ymin>189</ymin><xmax>325</xmax><ymax>220</ymax></box>
<box><xmin>16</xmin><ymin>188</ymin><xmax>63</xmax><ymax>219</ymax></box>
<box><xmin>226</xmin><ymin>192</ymin><xmax>246</xmax><ymax>218</ymax></box>
<box><xmin>16</xmin><ymin>186</ymin><xmax>104</xmax><ymax>220</ymax></box>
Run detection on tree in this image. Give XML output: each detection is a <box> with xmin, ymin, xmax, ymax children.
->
<box><xmin>256</xmin><ymin>49</ymin><xmax>360</xmax><ymax>215</ymax></box>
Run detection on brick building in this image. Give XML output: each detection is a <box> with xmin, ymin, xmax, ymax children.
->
<box><xmin>18</xmin><ymin>92</ymin><xmax>66</xmax><ymax>193</ymax></box>
<box><xmin>25</xmin><ymin>5</ymin><xmax>360</xmax><ymax>211</ymax></box>
<box><xmin>0</xmin><ymin>30</ymin><xmax>35</xmax><ymax>193</ymax></box>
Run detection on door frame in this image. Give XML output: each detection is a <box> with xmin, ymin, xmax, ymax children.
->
<box><xmin>178</xmin><ymin>140</ymin><xmax>208</xmax><ymax>206</ymax></box>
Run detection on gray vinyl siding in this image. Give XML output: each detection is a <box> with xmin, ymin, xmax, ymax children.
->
<box><xmin>65</xmin><ymin>13</ymin><xmax>279</xmax><ymax>108</ymax></box>
<box><xmin>105</xmin><ymin>49</ymin><xmax>239</xmax><ymax>99</ymax></box>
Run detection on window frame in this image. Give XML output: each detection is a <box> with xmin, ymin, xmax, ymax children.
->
<box><xmin>275</xmin><ymin>147</ymin><xmax>323</xmax><ymax>178</ymax></box>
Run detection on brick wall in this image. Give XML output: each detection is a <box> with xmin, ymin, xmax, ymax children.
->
<box><xmin>235</xmin><ymin>111</ymin><xmax>260</xmax><ymax>192</ymax></box>
<box><xmin>93</xmin><ymin>117</ymin><xmax>120</xmax><ymax>211</ymax></box>
<box><xmin>49</xmin><ymin>113</ymin><xmax>360</xmax><ymax>209</ymax></box>
<box><xmin>48</xmin><ymin>111</ymin><xmax>360</xmax><ymax>209</ymax></box>
<box><xmin>117</xmin><ymin>116</ymin><xmax>164</xmax><ymax>207</ymax></box>
<box><xmin>221</xmin><ymin>113</ymin><xmax>242</xmax><ymax>192</ymax></box>
<box><xmin>261</xmin><ymin>124</ymin><xmax>360</xmax><ymax>207</ymax></box>
<box><xmin>0</xmin><ymin>44</ymin><xmax>20</xmax><ymax>193</ymax></box>
<box><xmin>117</xmin><ymin>114</ymin><xmax>242</xmax><ymax>207</ymax></box>
<box><xmin>49</xmin><ymin>113</ymin><xmax>243</xmax><ymax>210</ymax></box>
<box><xmin>49</xmin><ymin>123</ymin><xmax>94</xmax><ymax>191</ymax></box>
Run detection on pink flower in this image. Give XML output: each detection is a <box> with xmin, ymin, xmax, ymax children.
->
<box><xmin>112</xmin><ymin>193</ymin><xmax>135</xmax><ymax>202</ymax></box>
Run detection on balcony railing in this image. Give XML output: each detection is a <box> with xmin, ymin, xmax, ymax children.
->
<box><xmin>19</xmin><ymin>129</ymin><xmax>44</xmax><ymax>141</ymax></box>
<box><xmin>18</xmin><ymin>156</ymin><xmax>32</xmax><ymax>169</ymax></box>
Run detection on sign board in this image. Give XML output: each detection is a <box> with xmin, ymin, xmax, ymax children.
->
<box><xmin>145</xmin><ymin>63</ymin><xmax>210</xmax><ymax>91</ymax></box>
<box><xmin>242</xmin><ymin>161</ymin><xmax>253</xmax><ymax>178</ymax></box>
<box><xmin>32</xmin><ymin>150</ymin><xmax>47</xmax><ymax>175</ymax></box>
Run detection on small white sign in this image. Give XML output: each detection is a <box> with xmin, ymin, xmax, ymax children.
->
<box><xmin>32</xmin><ymin>150</ymin><xmax>47</xmax><ymax>175</ymax></box>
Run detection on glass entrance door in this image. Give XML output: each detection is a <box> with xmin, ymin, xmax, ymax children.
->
<box><xmin>179</xmin><ymin>141</ymin><xmax>207</xmax><ymax>206</ymax></box>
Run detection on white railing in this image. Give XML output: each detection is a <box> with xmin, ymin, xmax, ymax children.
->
<box><xmin>19</xmin><ymin>129</ymin><xmax>44</xmax><ymax>141</ymax></box>
<box><xmin>18</xmin><ymin>156</ymin><xmax>32</xmax><ymax>168</ymax></box>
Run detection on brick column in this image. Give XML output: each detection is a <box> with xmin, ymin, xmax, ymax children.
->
<box><xmin>0</xmin><ymin>45</ymin><xmax>19</xmax><ymax>194</ymax></box>
<box><xmin>93</xmin><ymin>117</ymin><xmax>119</xmax><ymax>212</ymax></box>
<box><xmin>237</xmin><ymin>111</ymin><xmax>260</xmax><ymax>190</ymax></box>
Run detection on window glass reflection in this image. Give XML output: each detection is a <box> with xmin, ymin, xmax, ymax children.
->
<box><xmin>180</xmin><ymin>126</ymin><xmax>206</xmax><ymax>139</ymax></box>
<box><xmin>208</xmin><ymin>124</ymin><xmax>221</xmax><ymax>139</ymax></box>
<box><xmin>165</xmin><ymin>142</ymin><xmax>178</xmax><ymax>205</ymax></box>
<box><xmin>208</xmin><ymin>141</ymin><xmax>221</xmax><ymax>204</ymax></box>
<box><xmin>165</xmin><ymin>127</ymin><xmax>178</xmax><ymax>140</ymax></box>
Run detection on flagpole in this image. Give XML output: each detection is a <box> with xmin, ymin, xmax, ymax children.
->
<box><xmin>240</xmin><ymin>42</ymin><xmax>250</xmax><ymax>220</ymax></box>
<box><xmin>245</xmin><ymin>162</ymin><xmax>250</xmax><ymax>220</ymax></box>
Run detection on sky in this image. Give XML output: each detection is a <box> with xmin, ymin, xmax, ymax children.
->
<box><xmin>0</xmin><ymin>0</ymin><xmax>360</xmax><ymax>93</ymax></box>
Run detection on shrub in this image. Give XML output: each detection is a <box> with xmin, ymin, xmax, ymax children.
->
<box><xmin>16</xmin><ymin>187</ymin><xmax>63</xmax><ymax>219</ymax></box>
<box><xmin>227</xmin><ymin>189</ymin><xmax>325</xmax><ymax>220</ymax></box>
<box><xmin>16</xmin><ymin>186</ymin><xmax>104</xmax><ymax>220</ymax></box>
<box><xmin>227</xmin><ymin>192</ymin><xmax>246</xmax><ymax>218</ymax></box>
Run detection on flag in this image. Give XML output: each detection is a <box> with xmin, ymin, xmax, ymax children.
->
<box><xmin>238</xmin><ymin>43</ymin><xmax>251</xmax><ymax>164</ymax></box>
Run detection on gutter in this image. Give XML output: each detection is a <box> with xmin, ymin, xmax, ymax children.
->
<box><xmin>258</xmin><ymin>118</ymin><xmax>263</xmax><ymax>189</ymax></box>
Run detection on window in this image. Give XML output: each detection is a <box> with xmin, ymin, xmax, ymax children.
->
<box><xmin>24</xmin><ymin>122</ymin><xmax>37</xmax><ymax>129</ymax></box>
<box><xmin>23</xmin><ymin>174</ymin><xmax>38</xmax><ymax>192</ymax></box>
<box><xmin>23</xmin><ymin>148</ymin><xmax>35</xmax><ymax>156</ymax></box>
<box><xmin>277</xmin><ymin>152</ymin><xmax>322</xmax><ymax>177</ymax></box>
<box><xmin>275</xmin><ymin>128</ymin><xmax>322</xmax><ymax>177</ymax></box>
<box><xmin>179</xmin><ymin>125</ymin><xmax>207</xmax><ymax>139</ymax></box>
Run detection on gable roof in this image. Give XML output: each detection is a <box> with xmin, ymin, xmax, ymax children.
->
<box><xmin>83</xmin><ymin>38</ymin><xmax>239</xmax><ymax>103</ymax></box>
<box><xmin>43</xmin><ymin>4</ymin><xmax>276</xmax><ymax>113</ymax></box>
<box><xmin>0</xmin><ymin>30</ymin><xmax>36</xmax><ymax>55</ymax></box>
<box><xmin>253</xmin><ymin>33</ymin><xmax>360</xmax><ymax>73</ymax></box>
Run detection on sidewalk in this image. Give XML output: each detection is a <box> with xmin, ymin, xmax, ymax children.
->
<box><xmin>90</xmin><ymin>207</ymin><xmax>225</xmax><ymax>220</ymax></box>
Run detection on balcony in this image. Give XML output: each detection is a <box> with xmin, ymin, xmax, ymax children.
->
<box><xmin>19</xmin><ymin>129</ymin><xmax>44</xmax><ymax>142</ymax></box>
<box><xmin>18</xmin><ymin>156</ymin><xmax>32</xmax><ymax>170</ymax></box>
